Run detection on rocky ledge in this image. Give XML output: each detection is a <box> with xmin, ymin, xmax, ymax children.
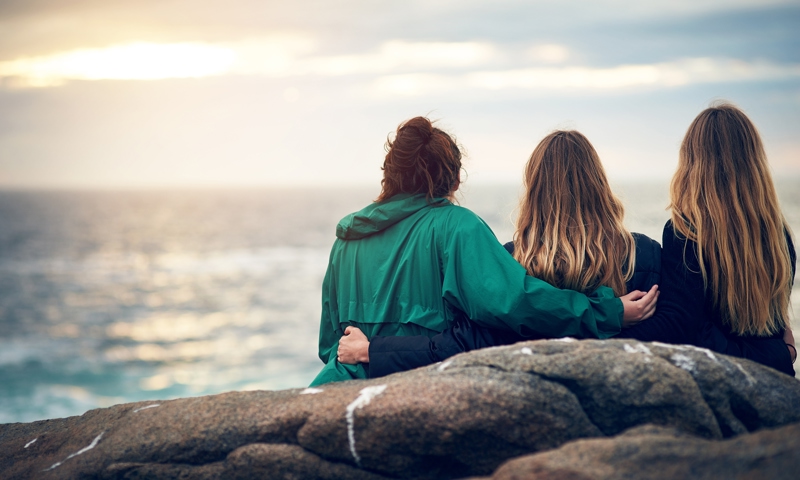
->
<box><xmin>1</xmin><ymin>339</ymin><xmax>799</xmax><ymax>479</ymax></box>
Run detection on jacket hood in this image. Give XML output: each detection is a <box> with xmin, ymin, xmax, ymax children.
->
<box><xmin>336</xmin><ymin>194</ymin><xmax>450</xmax><ymax>240</ymax></box>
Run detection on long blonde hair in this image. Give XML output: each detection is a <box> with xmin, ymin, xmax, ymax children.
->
<box><xmin>513</xmin><ymin>130</ymin><xmax>635</xmax><ymax>296</ymax></box>
<box><xmin>670</xmin><ymin>103</ymin><xmax>793</xmax><ymax>336</ymax></box>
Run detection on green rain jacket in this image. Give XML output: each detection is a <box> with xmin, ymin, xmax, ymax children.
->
<box><xmin>310</xmin><ymin>194</ymin><xmax>623</xmax><ymax>386</ymax></box>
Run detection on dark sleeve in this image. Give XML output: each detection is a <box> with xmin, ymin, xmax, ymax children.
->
<box><xmin>368</xmin><ymin>316</ymin><xmax>525</xmax><ymax>378</ymax></box>
<box><xmin>617</xmin><ymin>221</ymin><xmax>703</xmax><ymax>344</ymax></box>
<box><xmin>627</xmin><ymin>233</ymin><xmax>661</xmax><ymax>292</ymax></box>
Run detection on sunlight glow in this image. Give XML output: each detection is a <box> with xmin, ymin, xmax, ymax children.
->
<box><xmin>0</xmin><ymin>42</ymin><xmax>236</xmax><ymax>87</ymax></box>
<box><xmin>2</xmin><ymin>38</ymin><xmax>798</xmax><ymax>97</ymax></box>
<box><xmin>0</xmin><ymin>39</ymin><xmax>495</xmax><ymax>87</ymax></box>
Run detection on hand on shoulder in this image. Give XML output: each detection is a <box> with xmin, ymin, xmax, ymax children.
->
<box><xmin>621</xmin><ymin>285</ymin><xmax>659</xmax><ymax>328</ymax></box>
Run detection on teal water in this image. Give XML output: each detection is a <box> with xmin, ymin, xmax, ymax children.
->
<box><xmin>1</xmin><ymin>181</ymin><xmax>798</xmax><ymax>423</ymax></box>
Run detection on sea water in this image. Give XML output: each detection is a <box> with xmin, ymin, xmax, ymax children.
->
<box><xmin>1</xmin><ymin>181</ymin><xmax>799</xmax><ymax>423</ymax></box>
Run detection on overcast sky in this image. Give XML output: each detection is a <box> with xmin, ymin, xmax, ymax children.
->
<box><xmin>0</xmin><ymin>0</ymin><xmax>798</xmax><ymax>188</ymax></box>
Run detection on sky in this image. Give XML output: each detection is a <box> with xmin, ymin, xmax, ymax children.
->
<box><xmin>0</xmin><ymin>0</ymin><xmax>798</xmax><ymax>188</ymax></box>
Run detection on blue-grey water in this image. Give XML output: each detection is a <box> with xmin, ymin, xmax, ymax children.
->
<box><xmin>1</xmin><ymin>182</ymin><xmax>799</xmax><ymax>423</ymax></box>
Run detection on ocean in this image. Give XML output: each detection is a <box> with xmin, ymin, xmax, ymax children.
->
<box><xmin>1</xmin><ymin>181</ymin><xmax>799</xmax><ymax>423</ymax></box>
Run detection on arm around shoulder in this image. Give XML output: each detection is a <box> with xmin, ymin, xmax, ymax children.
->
<box><xmin>439</xmin><ymin>210</ymin><xmax>624</xmax><ymax>340</ymax></box>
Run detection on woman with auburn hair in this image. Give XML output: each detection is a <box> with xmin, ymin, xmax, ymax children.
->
<box><xmin>310</xmin><ymin>118</ymin><xmax>657</xmax><ymax>386</ymax></box>
<box><xmin>621</xmin><ymin>103</ymin><xmax>796</xmax><ymax>375</ymax></box>
<box><xmin>336</xmin><ymin>130</ymin><xmax>661</xmax><ymax>378</ymax></box>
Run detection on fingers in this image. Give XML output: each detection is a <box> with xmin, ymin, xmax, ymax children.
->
<box><xmin>634</xmin><ymin>286</ymin><xmax>659</xmax><ymax>319</ymax></box>
<box><xmin>622</xmin><ymin>289</ymin><xmax>645</xmax><ymax>301</ymax></box>
<box><xmin>637</xmin><ymin>288</ymin><xmax>660</xmax><ymax>320</ymax></box>
<box><xmin>641</xmin><ymin>291</ymin><xmax>660</xmax><ymax>320</ymax></box>
<box><xmin>641</xmin><ymin>285</ymin><xmax>659</xmax><ymax>303</ymax></box>
<box><xmin>643</xmin><ymin>286</ymin><xmax>659</xmax><ymax>309</ymax></box>
<box><xmin>621</xmin><ymin>285</ymin><xmax>660</xmax><ymax>326</ymax></box>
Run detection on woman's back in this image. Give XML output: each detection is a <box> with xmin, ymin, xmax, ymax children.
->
<box><xmin>621</xmin><ymin>104</ymin><xmax>796</xmax><ymax>376</ymax></box>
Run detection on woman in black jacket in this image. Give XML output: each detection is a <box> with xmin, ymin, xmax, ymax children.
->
<box><xmin>337</xmin><ymin>130</ymin><xmax>660</xmax><ymax>377</ymax></box>
<box><xmin>620</xmin><ymin>104</ymin><xmax>796</xmax><ymax>376</ymax></box>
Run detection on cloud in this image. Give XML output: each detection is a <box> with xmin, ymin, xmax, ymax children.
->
<box><xmin>0</xmin><ymin>38</ymin><xmax>496</xmax><ymax>87</ymax></box>
<box><xmin>368</xmin><ymin>58</ymin><xmax>800</xmax><ymax>96</ymax></box>
<box><xmin>527</xmin><ymin>44</ymin><xmax>570</xmax><ymax>64</ymax></box>
<box><xmin>1</xmin><ymin>38</ymin><xmax>798</xmax><ymax>99</ymax></box>
<box><xmin>293</xmin><ymin>41</ymin><xmax>496</xmax><ymax>76</ymax></box>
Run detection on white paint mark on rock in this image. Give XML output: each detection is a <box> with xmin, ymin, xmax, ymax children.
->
<box><xmin>346</xmin><ymin>385</ymin><xmax>387</xmax><ymax>467</ymax></box>
<box><xmin>24</xmin><ymin>438</ymin><xmax>37</xmax><ymax>449</ymax></box>
<box><xmin>671</xmin><ymin>353</ymin><xmax>696</xmax><ymax>373</ymax></box>
<box><xmin>651</xmin><ymin>342</ymin><xmax>687</xmax><ymax>351</ymax></box>
<box><xmin>700</xmin><ymin>348</ymin><xmax>718</xmax><ymax>362</ymax></box>
<box><xmin>683</xmin><ymin>344</ymin><xmax>718</xmax><ymax>362</ymax></box>
<box><xmin>553</xmin><ymin>337</ymin><xmax>576</xmax><ymax>342</ymax></box>
<box><xmin>651</xmin><ymin>342</ymin><xmax>719</xmax><ymax>363</ymax></box>
<box><xmin>731</xmin><ymin>360</ymin><xmax>757</xmax><ymax>386</ymax></box>
<box><xmin>623</xmin><ymin>343</ymin><xmax>652</xmax><ymax>355</ymax></box>
<box><xmin>437</xmin><ymin>360</ymin><xmax>453</xmax><ymax>371</ymax></box>
<box><xmin>43</xmin><ymin>432</ymin><xmax>104</xmax><ymax>471</ymax></box>
<box><xmin>132</xmin><ymin>404</ymin><xmax>160</xmax><ymax>413</ymax></box>
<box><xmin>300</xmin><ymin>388</ymin><xmax>324</xmax><ymax>395</ymax></box>
<box><xmin>519</xmin><ymin>347</ymin><xmax>533</xmax><ymax>355</ymax></box>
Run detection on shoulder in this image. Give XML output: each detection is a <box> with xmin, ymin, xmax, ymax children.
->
<box><xmin>430</xmin><ymin>204</ymin><xmax>492</xmax><ymax>230</ymax></box>
<box><xmin>659</xmin><ymin>219</ymin><xmax>702</xmax><ymax>271</ymax></box>
<box><xmin>628</xmin><ymin>232</ymin><xmax>661</xmax><ymax>291</ymax></box>
<box><xmin>424</xmin><ymin>204</ymin><xmax>502</xmax><ymax>251</ymax></box>
<box><xmin>661</xmin><ymin>219</ymin><xmax>692</xmax><ymax>250</ymax></box>
<box><xmin>632</xmin><ymin>232</ymin><xmax>661</xmax><ymax>271</ymax></box>
<box><xmin>633</xmin><ymin>232</ymin><xmax>661</xmax><ymax>252</ymax></box>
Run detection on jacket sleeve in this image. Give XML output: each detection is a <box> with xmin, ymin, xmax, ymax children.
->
<box><xmin>440</xmin><ymin>212</ymin><xmax>624</xmax><ymax>339</ymax></box>
<box><xmin>317</xmin><ymin>253</ymin><xmax>339</xmax><ymax>364</ymax></box>
<box><xmin>309</xmin><ymin>247</ymin><xmax>369</xmax><ymax>386</ymax></box>
<box><xmin>618</xmin><ymin>221</ymin><xmax>702</xmax><ymax>344</ymax></box>
<box><xmin>368</xmin><ymin>316</ymin><xmax>526</xmax><ymax>378</ymax></box>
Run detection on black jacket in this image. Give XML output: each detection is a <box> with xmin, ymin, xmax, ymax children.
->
<box><xmin>618</xmin><ymin>220</ymin><xmax>796</xmax><ymax>376</ymax></box>
<box><xmin>368</xmin><ymin>233</ymin><xmax>661</xmax><ymax>378</ymax></box>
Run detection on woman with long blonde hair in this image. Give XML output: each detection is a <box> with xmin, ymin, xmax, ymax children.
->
<box><xmin>621</xmin><ymin>103</ymin><xmax>796</xmax><ymax>375</ymax></box>
<box><xmin>337</xmin><ymin>130</ymin><xmax>661</xmax><ymax>377</ymax></box>
<box><xmin>513</xmin><ymin>130</ymin><xmax>640</xmax><ymax>297</ymax></box>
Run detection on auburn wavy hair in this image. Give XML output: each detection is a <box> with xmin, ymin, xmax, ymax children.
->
<box><xmin>670</xmin><ymin>103</ymin><xmax>793</xmax><ymax>336</ymax></box>
<box><xmin>513</xmin><ymin>130</ymin><xmax>635</xmax><ymax>296</ymax></box>
<box><xmin>376</xmin><ymin>116</ymin><xmax>462</xmax><ymax>202</ymax></box>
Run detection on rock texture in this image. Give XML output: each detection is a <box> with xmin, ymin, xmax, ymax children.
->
<box><xmin>1</xmin><ymin>339</ymin><xmax>798</xmax><ymax>479</ymax></box>
<box><xmin>485</xmin><ymin>423</ymin><xmax>800</xmax><ymax>480</ymax></box>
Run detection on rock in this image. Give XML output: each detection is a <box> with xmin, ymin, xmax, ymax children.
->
<box><xmin>485</xmin><ymin>422</ymin><xmax>800</xmax><ymax>480</ymax></box>
<box><xmin>1</xmin><ymin>339</ymin><xmax>798</xmax><ymax>479</ymax></box>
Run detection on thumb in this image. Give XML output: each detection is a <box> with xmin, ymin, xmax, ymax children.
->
<box><xmin>344</xmin><ymin>326</ymin><xmax>354</xmax><ymax>335</ymax></box>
